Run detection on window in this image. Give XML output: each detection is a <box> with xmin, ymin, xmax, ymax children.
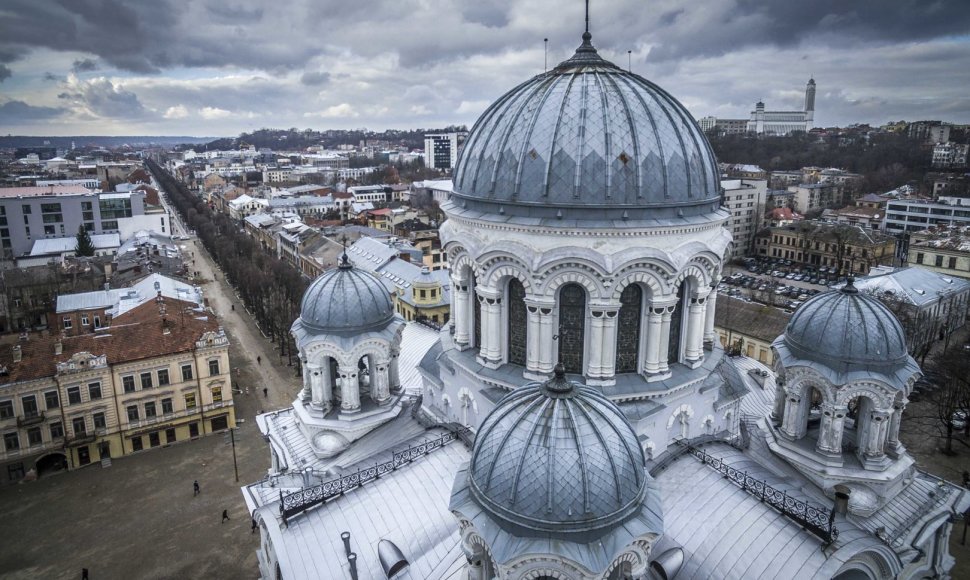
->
<box><xmin>93</xmin><ymin>315</ymin><xmax>101</xmax><ymax>328</ymax></box>
<box><xmin>0</xmin><ymin>400</ymin><xmax>14</xmax><ymax>419</ymax></box>
<box><xmin>88</xmin><ymin>382</ymin><xmax>102</xmax><ymax>400</ymax></box>
<box><xmin>67</xmin><ymin>386</ymin><xmax>82</xmax><ymax>405</ymax></box>
<box><xmin>184</xmin><ymin>393</ymin><xmax>197</xmax><ymax>409</ymax></box>
<box><xmin>81</xmin><ymin>315</ymin><xmax>89</xmax><ymax>325</ymax></box>
<box><xmin>165</xmin><ymin>428</ymin><xmax>176</xmax><ymax>444</ymax></box>
<box><xmin>44</xmin><ymin>391</ymin><xmax>61</xmax><ymax>409</ymax></box>
<box><xmin>63</xmin><ymin>317</ymin><xmax>73</xmax><ymax>330</ymax></box>
<box><xmin>131</xmin><ymin>436</ymin><xmax>143</xmax><ymax>451</ymax></box>
<box><xmin>419</xmin><ymin>289</ymin><xmax>426</xmax><ymax>299</ymax></box>
<box><xmin>72</xmin><ymin>417</ymin><xmax>86</xmax><ymax>435</ymax></box>
<box><xmin>212</xmin><ymin>387</ymin><xmax>223</xmax><ymax>403</ymax></box>
<box><xmin>50</xmin><ymin>421</ymin><xmax>64</xmax><ymax>439</ymax></box>
<box><xmin>93</xmin><ymin>412</ymin><xmax>106</xmax><ymax>430</ymax></box>
<box><xmin>144</xmin><ymin>402</ymin><xmax>157</xmax><ymax>418</ymax></box>
<box><xmin>21</xmin><ymin>204</ymin><xmax>31</xmax><ymax>214</ymax></box>
<box><xmin>916</xmin><ymin>252</ymin><xmax>924</xmax><ymax>264</ymax></box>
<box><xmin>122</xmin><ymin>375</ymin><xmax>135</xmax><ymax>393</ymax></box>
<box><xmin>21</xmin><ymin>395</ymin><xmax>38</xmax><ymax>417</ymax></box>
<box><xmin>126</xmin><ymin>405</ymin><xmax>139</xmax><ymax>422</ymax></box>
<box><xmin>161</xmin><ymin>398</ymin><xmax>173</xmax><ymax>415</ymax></box>
<box><xmin>140</xmin><ymin>372</ymin><xmax>153</xmax><ymax>390</ymax></box>
<box><xmin>27</xmin><ymin>427</ymin><xmax>42</xmax><ymax>446</ymax></box>
<box><xmin>4</xmin><ymin>433</ymin><xmax>20</xmax><ymax>451</ymax></box>
<box><xmin>181</xmin><ymin>364</ymin><xmax>194</xmax><ymax>381</ymax></box>
<box><xmin>208</xmin><ymin>359</ymin><xmax>220</xmax><ymax>376</ymax></box>
<box><xmin>936</xmin><ymin>255</ymin><xmax>944</xmax><ymax>267</ymax></box>
<box><xmin>949</xmin><ymin>257</ymin><xmax>957</xmax><ymax>269</ymax></box>
<box><xmin>157</xmin><ymin>369</ymin><xmax>170</xmax><ymax>386</ymax></box>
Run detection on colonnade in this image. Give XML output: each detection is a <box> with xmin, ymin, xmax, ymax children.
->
<box><xmin>450</xmin><ymin>274</ymin><xmax>718</xmax><ymax>380</ymax></box>
<box><xmin>301</xmin><ymin>353</ymin><xmax>401</xmax><ymax>413</ymax></box>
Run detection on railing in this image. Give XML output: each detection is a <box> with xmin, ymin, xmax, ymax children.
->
<box><xmin>883</xmin><ymin>476</ymin><xmax>953</xmax><ymax>547</ymax></box>
<box><xmin>415</xmin><ymin>317</ymin><xmax>442</xmax><ymax>331</ymax></box>
<box><xmin>17</xmin><ymin>411</ymin><xmax>45</xmax><ymax>428</ymax></box>
<box><xmin>65</xmin><ymin>432</ymin><xmax>97</xmax><ymax>446</ymax></box>
<box><xmin>280</xmin><ymin>429</ymin><xmax>465</xmax><ymax>523</ymax></box>
<box><xmin>685</xmin><ymin>443</ymin><xmax>839</xmax><ymax>546</ymax></box>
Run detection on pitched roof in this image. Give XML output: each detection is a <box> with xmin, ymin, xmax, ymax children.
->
<box><xmin>714</xmin><ymin>295</ymin><xmax>791</xmax><ymax>343</ymax></box>
<box><xmin>0</xmin><ymin>299</ymin><xmax>219</xmax><ymax>385</ymax></box>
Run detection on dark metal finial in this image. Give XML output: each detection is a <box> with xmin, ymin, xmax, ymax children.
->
<box><xmin>545</xmin><ymin>363</ymin><xmax>573</xmax><ymax>394</ymax></box>
<box><xmin>338</xmin><ymin>235</ymin><xmax>352</xmax><ymax>269</ymax></box>
<box><xmin>585</xmin><ymin>0</ymin><xmax>590</xmax><ymax>33</ymax></box>
<box><xmin>842</xmin><ymin>276</ymin><xmax>858</xmax><ymax>294</ymax></box>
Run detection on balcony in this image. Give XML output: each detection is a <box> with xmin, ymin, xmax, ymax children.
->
<box><xmin>17</xmin><ymin>411</ymin><xmax>45</xmax><ymax>428</ymax></box>
<box><xmin>66</xmin><ymin>431</ymin><xmax>97</xmax><ymax>446</ymax></box>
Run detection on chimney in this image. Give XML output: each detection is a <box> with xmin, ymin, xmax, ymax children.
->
<box><xmin>54</xmin><ymin>341</ymin><xmax>63</xmax><ymax>355</ymax></box>
<box><xmin>341</xmin><ymin>532</ymin><xmax>352</xmax><ymax>556</ymax></box>
<box><xmin>347</xmin><ymin>553</ymin><xmax>358</xmax><ymax>580</ymax></box>
<box><xmin>12</xmin><ymin>345</ymin><xmax>22</xmax><ymax>363</ymax></box>
<box><xmin>834</xmin><ymin>489</ymin><xmax>851</xmax><ymax>515</ymax></box>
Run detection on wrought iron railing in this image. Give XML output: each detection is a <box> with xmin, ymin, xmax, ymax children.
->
<box><xmin>883</xmin><ymin>475</ymin><xmax>952</xmax><ymax>547</ymax></box>
<box><xmin>686</xmin><ymin>443</ymin><xmax>839</xmax><ymax>546</ymax></box>
<box><xmin>280</xmin><ymin>429</ymin><xmax>464</xmax><ymax>523</ymax></box>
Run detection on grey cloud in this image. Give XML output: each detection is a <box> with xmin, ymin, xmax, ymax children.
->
<box><xmin>58</xmin><ymin>77</ymin><xmax>147</xmax><ymax>118</ymax></box>
<box><xmin>0</xmin><ymin>65</ymin><xmax>10</xmax><ymax>82</ymax></box>
<box><xmin>72</xmin><ymin>58</ymin><xmax>98</xmax><ymax>72</ymax></box>
<box><xmin>0</xmin><ymin>100</ymin><xmax>66</xmax><ymax>121</ymax></box>
<box><xmin>300</xmin><ymin>71</ymin><xmax>330</xmax><ymax>86</ymax></box>
<box><xmin>43</xmin><ymin>72</ymin><xmax>64</xmax><ymax>82</ymax></box>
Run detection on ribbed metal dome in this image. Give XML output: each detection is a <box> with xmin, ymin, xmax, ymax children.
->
<box><xmin>783</xmin><ymin>279</ymin><xmax>909</xmax><ymax>367</ymax></box>
<box><xmin>298</xmin><ymin>256</ymin><xmax>394</xmax><ymax>334</ymax></box>
<box><xmin>452</xmin><ymin>31</ymin><xmax>721</xmax><ymax>221</ymax></box>
<box><xmin>468</xmin><ymin>365</ymin><xmax>647</xmax><ymax>533</ymax></box>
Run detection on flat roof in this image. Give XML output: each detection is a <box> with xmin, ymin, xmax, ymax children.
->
<box><xmin>0</xmin><ymin>185</ymin><xmax>95</xmax><ymax>198</ymax></box>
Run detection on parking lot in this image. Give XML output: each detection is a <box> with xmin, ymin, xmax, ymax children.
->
<box><xmin>719</xmin><ymin>257</ymin><xmax>842</xmax><ymax>312</ymax></box>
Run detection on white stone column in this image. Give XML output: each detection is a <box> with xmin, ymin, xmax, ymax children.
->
<box><xmin>525</xmin><ymin>305</ymin><xmax>541</xmax><ymax>372</ymax></box>
<box><xmin>864</xmin><ymin>409</ymin><xmax>891</xmax><ymax>458</ymax></box>
<box><xmin>816</xmin><ymin>403</ymin><xmax>847</xmax><ymax>456</ymax></box>
<box><xmin>452</xmin><ymin>277</ymin><xmax>470</xmax><ymax>349</ymax></box>
<box><xmin>338</xmin><ymin>364</ymin><xmax>361</xmax><ymax>413</ymax></box>
<box><xmin>771</xmin><ymin>385</ymin><xmax>786</xmax><ymax>422</ymax></box>
<box><xmin>887</xmin><ymin>403</ymin><xmax>906</xmax><ymax>455</ymax></box>
<box><xmin>538</xmin><ymin>306</ymin><xmax>555</xmax><ymax>374</ymax></box>
<box><xmin>704</xmin><ymin>286</ymin><xmax>718</xmax><ymax>346</ymax></box>
<box><xmin>600</xmin><ymin>310</ymin><xmax>619</xmax><ymax>379</ymax></box>
<box><xmin>658</xmin><ymin>306</ymin><xmax>674</xmax><ymax>372</ymax></box>
<box><xmin>685</xmin><ymin>288</ymin><xmax>709</xmax><ymax>363</ymax></box>
<box><xmin>780</xmin><ymin>393</ymin><xmax>802</xmax><ymax>439</ymax></box>
<box><xmin>388</xmin><ymin>348</ymin><xmax>401</xmax><ymax>393</ymax></box>
<box><xmin>644</xmin><ymin>307</ymin><xmax>663</xmax><ymax>374</ymax></box>
<box><xmin>320</xmin><ymin>361</ymin><xmax>333</xmax><ymax>408</ymax></box>
<box><xmin>373</xmin><ymin>359</ymin><xmax>391</xmax><ymax>404</ymax></box>
<box><xmin>307</xmin><ymin>364</ymin><xmax>323</xmax><ymax>408</ymax></box>
<box><xmin>587</xmin><ymin>310</ymin><xmax>606</xmax><ymax>378</ymax></box>
<box><xmin>300</xmin><ymin>358</ymin><xmax>311</xmax><ymax>401</ymax></box>
<box><xmin>476</xmin><ymin>288</ymin><xmax>502</xmax><ymax>365</ymax></box>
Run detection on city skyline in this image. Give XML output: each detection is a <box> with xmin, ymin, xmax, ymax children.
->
<box><xmin>1</xmin><ymin>0</ymin><xmax>968</xmax><ymax>136</ymax></box>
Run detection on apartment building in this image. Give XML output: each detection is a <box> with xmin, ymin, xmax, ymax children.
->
<box><xmin>721</xmin><ymin>179</ymin><xmax>767</xmax><ymax>256</ymax></box>
<box><xmin>755</xmin><ymin>222</ymin><xmax>896</xmax><ymax>275</ymax></box>
<box><xmin>883</xmin><ymin>196</ymin><xmax>970</xmax><ymax>234</ymax></box>
<box><xmin>907</xmin><ymin>226</ymin><xmax>970</xmax><ymax>279</ymax></box>
<box><xmin>0</xmin><ymin>298</ymin><xmax>234</xmax><ymax>483</ymax></box>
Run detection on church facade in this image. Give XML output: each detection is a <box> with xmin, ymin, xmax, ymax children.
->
<box><xmin>242</xmin><ymin>29</ymin><xmax>966</xmax><ymax>580</ymax></box>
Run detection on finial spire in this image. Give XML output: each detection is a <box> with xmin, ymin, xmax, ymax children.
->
<box><xmin>544</xmin><ymin>363</ymin><xmax>574</xmax><ymax>394</ymax></box>
<box><xmin>585</xmin><ymin>0</ymin><xmax>590</xmax><ymax>33</ymax></box>
<box><xmin>338</xmin><ymin>235</ymin><xmax>352</xmax><ymax>269</ymax></box>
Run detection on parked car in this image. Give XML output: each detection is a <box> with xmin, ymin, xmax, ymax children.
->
<box><xmin>951</xmin><ymin>411</ymin><xmax>968</xmax><ymax>431</ymax></box>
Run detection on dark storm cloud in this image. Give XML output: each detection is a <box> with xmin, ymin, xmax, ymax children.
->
<box><xmin>43</xmin><ymin>72</ymin><xmax>64</xmax><ymax>82</ymax></box>
<box><xmin>0</xmin><ymin>100</ymin><xmax>65</xmax><ymax>121</ymax></box>
<box><xmin>0</xmin><ymin>65</ymin><xmax>10</xmax><ymax>82</ymax></box>
<box><xmin>300</xmin><ymin>71</ymin><xmax>331</xmax><ymax>86</ymax></box>
<box><xmin>72</xmin><ymin>58</ymin><xmax>99</xmax><ymax>73</ymax></box>
<box><xmin>58</xmin><ymin>77</ymin><xmax>147</xmax><ymax>118</ymax></box>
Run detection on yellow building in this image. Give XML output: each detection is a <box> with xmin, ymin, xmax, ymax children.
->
<box><xmin>713</xmin><ymin>294</ymin><xmax>791</xmax><ymax>365</ymax></box>
<box><xmin>394</xmin><ymin>266</ymin><xmax>451</xmax><ymax>326</ymax></box>
<box><xmin>907</xmin><ymin>226</ymin><xmax>970</xmax><ymax>280</ymax></box>
<box><xmin>0</xmin><ymin>298</ymin><xmax>234</xmax><ymax>483</ymax></box>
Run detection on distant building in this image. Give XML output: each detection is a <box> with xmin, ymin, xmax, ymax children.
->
<box><xmin>908</xmin><ymin>121</ymin><xmax>950</xmax><ymax>144</ymax></box>
<box><xmin>932</xmin><ymin>142</ymin><xmax>969</xmax><ymax>169</ymax></box>
<box><xmin>755</xmin><ymin>222</ymin><xmax>895</xmax><ymax>274</ymax></box>
<box><xmin>747</xmin><ymin>78</ymin><xmax>815</xmax><ymax>135</ymax></box>
<box><xmin>788</xmin><ymin>182</ymin><xmax>844</xmax><ymax>213</ymax></box>
<box><xmin>714</xmin><ymin>294</ymin><xmax>790</xmax><ymax>365</ymax></box>
<box><xmin>883</xmin><ymin>196</ymin><xmax>970</xmax><ymax>235</ymax></box>
<box><xmin>721</xmin><ymin>179</ymin><xmax>767</xmax><ymax>255</ymax></box>
<box><xmin>423</xmin><ymin>133</ymin><xmax>461</xmax><ymax>170</ymax></box>
<box><xmin>907</xmin><ymin>225</ymin><xmax>970</xmax><ymax>279</ymax></box>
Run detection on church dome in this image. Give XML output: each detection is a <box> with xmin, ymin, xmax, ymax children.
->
<box><xmin>468</xmin><ymin>365</ymin><xmax>647</xmax><ymax>533</ymax></box>
<box><xmin>452</xmin><ymin>32</ymin><xmax>721</xmax><ymax>222</ymax></box>
<box><xmin>783</xmin><ymin>279</ymin><xmax>909</xmax><ymax>367</ymax></box>
<box><xmin>298</xmin><ymin>255</ymin><xmax>394</xmax><ymax>334</ymax></box>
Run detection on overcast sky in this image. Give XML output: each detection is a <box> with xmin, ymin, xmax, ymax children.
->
<box><xmin>1</xmin><ymin>0</ymin><xmax>968</xmax><ymax>137</ymax></box>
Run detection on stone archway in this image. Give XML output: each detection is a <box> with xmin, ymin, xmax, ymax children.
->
<box><xmin>36</xmin><ymin>453</ymin><xmax>68</xmax><ymax>477</ymax></box>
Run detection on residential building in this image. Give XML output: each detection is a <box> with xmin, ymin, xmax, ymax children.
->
<box><xmin>699</xmin><ymin>117</ymin><xmax>748</xmax><ymax>135</ymax></box>
<box><xmin>883</xmin><ymin>196</ymin><xmax>970</xmax><ymax>234</ymax></box>
<box><xmin>788</xmin><ymin>182</ymin><xmax>844</xmax><ymax>213</ymax></box>
<box><xmin>755</xmin><ymin>222</ymin><xmax>896</xmax><ymax>274</ymax></box>
<box><xmin>0</xmin><ymin>186</ymin><xmax>146</xmax><ymax>260</ymax></box>
<box><xmin>907</xmin><ymin>226</ymin><xmax>970</xmax><ymax>279</ymax></box>
<box><xmin>267</xmin><ymin>195</ymin><xmax>334</xmax><ymax>218</ymax></box>
<box><xmin>713</xmin><ymin>295</ymin><xmax>790</xmax><ymax>365</ymax></box>
<box><xmin>908</xmin><ymin>121</ymin><xmax>950</xmax><ymax>144</ymax></box>
<box><xmin>0</xmin><ymin>298</ymin><xmax>233</xmax><ymax>483</ymax></box>
<box><xmin>424</xmin><ymin>133</ymin><xmax>461</xmax><ymax>170</ymax></box>
<box><xmin>822</xmin><ymin>205</ymin><xmax>885</xmax><ymax>230</ymax></box>
<box><xmin>17</xmin><ymin>233</ymin><xmax>121</xmax><ymax>268</ymax></box>
<box><xmin>227</xmin><ymin>194</ymin><xmax>270</xmax><ymax>220</ymax></box>
<box><xmin>721</xmin><ymin>179</ymin><xmax>767</xmax><ymax>255</ymax></box>
<box><xmin>932</xmin><ymin>142</ymin><xmax>969</xmax><ymax>169</ymax></box>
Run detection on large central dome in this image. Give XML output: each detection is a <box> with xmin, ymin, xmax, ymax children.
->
<box><xmin>452</xmin><ymin>32</ymin><xmax>721</xmax><ymax>221</ymax></box>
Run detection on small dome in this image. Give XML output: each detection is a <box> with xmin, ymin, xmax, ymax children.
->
<box><xmin>468</xmin><ymin>365</ymin><xmax>647</xmax><ymax>533</ymax></box>
<box><xmin>298</xmin><ymin>256</ymin><xmax>394</xmax><ymax>334</ymax></box>
<box><xmin>312</xmin><ymin>430</ymin><xmax>350</xmax><ymax>458</ymax></box>
<box><xmin>452</xmin><ymin>32</ymin><xmax>721</xmax><ymax>222</ymax></box>
<box><xmin>783</xmin><ymin>279</ymin><xmax>909</xmax><ymax>367</ymax></box>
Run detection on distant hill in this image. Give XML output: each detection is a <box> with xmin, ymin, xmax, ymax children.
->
<box><xmin>0</xmin><ymin>136</ymin><xmax>215</xmax><ymax>149</ymax></box>
<box><xmin>202</xmin><ymin>126</ymin><xmax>468</xmax><ymax>152</ymax></box>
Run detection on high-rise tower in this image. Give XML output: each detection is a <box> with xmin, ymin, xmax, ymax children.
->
<box><xmin>805</xmin><ymin>77</ymin><xmax>816</xmax><ymax>129</ymax></box>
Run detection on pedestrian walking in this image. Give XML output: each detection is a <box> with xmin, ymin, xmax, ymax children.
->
<box><xmin>257</xmin><ymin>356</ymin><xmax>262</xmax><ymax>365</ymax></box>
<box><xmin>81</xmin><ymin>569</ymin><xmax>89</xmax><ymax>580</ymax></box>
<box><xmin>222</xmin><ymin>509</ymin><xmax>231</xmax><ymax>523</ymax></box>
<box><xmin>263</xmin><ymin>387</ymin><xmax>268</xmax><ymax>398</ymax></box>
<box><xmin>251</xmin><ymin>518</ymin><xmax>258</xmax><ymax>534</ymax></box>
<box><xmin>963</xmin><ymin>470</ymin><xmax>970</xmax><ymax>489</ymax></box>
<box><xmin>193</xmin><ymin>480</ymin><xmax>200</xmax><ymax>496</ymax></box>
<box><xmin>231</xmin><ymin>304</ymin><xmax>235</xmax><ymax>311</ymax></box>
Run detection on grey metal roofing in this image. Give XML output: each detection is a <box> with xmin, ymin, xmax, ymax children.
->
<box><xmin>452</xmin><ymin>32</ymin><xmax>722</xmax><ymax>222</ymax></box>
<box><xmin>29</xmin><ymin>233</ymin><xmax>120</xmax><ymax>256</ymax></box>
<box><xmin>467</xmin><ymin>368</ymin><xmax>649</xmax><ymax>534</ymax></box>
<box><xmin>782</xmin><ymin>280</ymin><xmax>910</xmax><ymax>370</ymax></box>
<box><xmin>849</xmin><ymin>267</ymin><xmax>970</xmax><ymax>307</ymax></box>
<box><xmin>296</xmin><ymin>257</ymin><xmax>395</xmax><ymax>335</ymax></box>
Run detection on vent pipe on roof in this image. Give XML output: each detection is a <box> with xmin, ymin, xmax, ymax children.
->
<box><xmin>54</xmin><ymin>341</ymin><xmax>63</xmax><ymax>355</ymax></box>
<box><xmin>347</xmin><ymin>552</ymin><xmax>358</xmax><ymax>580</ymax></box>
<box><xmin>12</xmin><ymin>345</ymin><xmax>22</xmax><ymax>363</ymax></box>
<box><xmin>341</xmin><ymin>531</ymin><xmax>351</xmax><ymax>556</ymax></box>
<box><xmin>378</xmin><ymin>540</ymin><xmax>410</xmax><ymax>578</ymax></box>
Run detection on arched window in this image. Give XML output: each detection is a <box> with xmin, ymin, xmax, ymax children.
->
<box><xmin>471</xmin><ymin>274</ymin><xmax>481</xmax><ymax>350</ymax></box>
<box><xmin>558</xmin><ymin>283</ymin><xmax>586</xmax><ymax>374</ymax></box>
<box><xmin>507</xmin><ymin>278</ymin><xmax>527</xmax><ymax>365</ymax></box>
<box><xmin>668</xmin><ymin>282</ymin><xmax>688</xmax><ymax>363</ymax></box>
<box><xmin>616</xmin><ymin>284</ymin><xmax>642</xmax><ymax>373</ymax></box>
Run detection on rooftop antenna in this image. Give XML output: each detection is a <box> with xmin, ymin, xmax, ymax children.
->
<box><xmin>544</xmin><ymin>38</ymin><xmax>549</xmax><ymax>71</ymax></box>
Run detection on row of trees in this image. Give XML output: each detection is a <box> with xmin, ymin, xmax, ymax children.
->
<box><xmin>146</xmin><ymin>159</ymin><xmax>308</xmax><ymax>364</ymax></box>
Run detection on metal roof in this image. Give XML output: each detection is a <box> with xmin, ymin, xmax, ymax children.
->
<box><xmin>296</xmin><ymin>257</ymin><xmax>395</xmax><ymax>335</ymax></box>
